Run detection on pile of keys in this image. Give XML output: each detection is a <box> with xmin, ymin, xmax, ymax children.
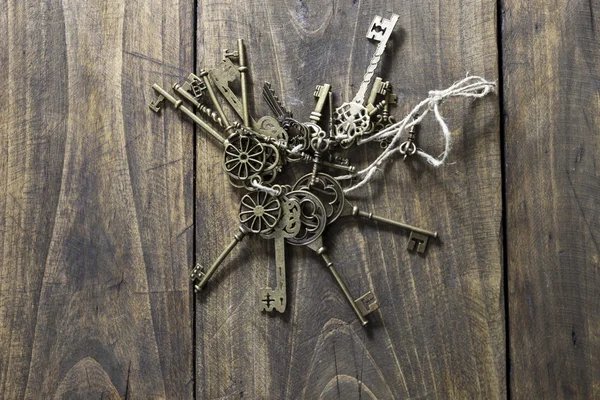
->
<box><xmin>149</xmin><ymin>14</ymin><xmax>438</xmax><ymax>326</ymax></box>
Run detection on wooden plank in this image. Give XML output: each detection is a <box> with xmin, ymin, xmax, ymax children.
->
<box><xmin>195</xmin><ymin>1</ymin><xmax>504</xmax><ymax>398</ymax></box>
<box><xmin>503</xmin><ymin>0</ymin><xmax>600</xmax><ymax>397</ymax></box>
<box><xmin>0</xmin><ymin>0</ymin><xmax>194</xmax><ymax>398</ymax></box>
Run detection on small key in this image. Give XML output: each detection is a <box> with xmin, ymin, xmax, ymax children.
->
<box><xmin>259</xmin><ymin>197</ymin><xmax>301</xmax><ymax>313</ymax></box>
<box><xmin>307</xmin><ymin>236</ymin><xmax>379</xmax><ymax>326</ymax></box>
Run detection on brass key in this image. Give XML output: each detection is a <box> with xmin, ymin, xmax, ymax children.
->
<box><xmin>191</xmin><ymin>226</ymin><xmax>250</xmax><ymax>291</ymax></box>
<box><xmin>282</xmin><ymin>190</ymin><xmax>378</xmax><ymax>325</ymax></box>
<box><xmin>191</xmin><ymin>191</ymin><xmax>283</xmax><ymax>291</ymax></box>
<box><xmin>293</xmin><ymin>172</ymin><xmax>438</xmax><ymax>253</ymax></box>
<box><xmin>340</xmin><ymin>203</ymin><xmax>438</xmax><ymax>253</ymax></box>
<box><xmin>258</xmin><ymin>197</ymin><xmax>301</xmax><ymax>313</ymax></box>
<box><xmin>307</xmin><ymin>236</ymin><xmax>379</xmax><ymax>326</ymax></box>
<box><xmin>150</xmin><ymin>83</ymin><xmax>225</xmax><ymax>146</ymax></box>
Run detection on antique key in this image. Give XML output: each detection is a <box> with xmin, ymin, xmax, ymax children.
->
<box><xmin>293</xmin><ymin>173</ymin><xmax>438</xmax><ymax>253</ymax></box>
<box><xmin>283</xmin><ymin>190</ymin><xmax>378</xmax><ymax>325</ymax></box>
<box><xmin>191</xmin><ymin>191</ymin><xmax>282</xmax><ymax>291</ymax></box>
<box><xmin>306</xmin><ymin>235</ymin><xmax>379</xmax><ymax>326</ymax></box>
<box><xmin>353</xmin><ymin>14</ymin><xmax>399</xmax><ymax>104</ymax></box>
<box><xmin>258</xmin><ymin>196</ymin><xmax>301</xmax><ymax>312</ymax></box>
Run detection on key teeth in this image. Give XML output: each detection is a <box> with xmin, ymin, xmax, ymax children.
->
<box><xmin>355</xmin><ymin>291</ymin><xmax>380</xmax><ymax>316</ymax></box>
<box><xmin>407</xmin><ymin>231</ymin><xmax>429</xmax><ymax>254</ymax></box>
<box><xmin>259</xmin><ymin>289</ymin><xmax>286</xmax><ymax>313</ymax></box>
<box><xmin>149</xmin><ymin>96</ymin><xmax>164</xmax><ymax>113</ymax></box>
<box><xmin>313</xmin><ymin>85</ymin><xmax>322</xmax><ymax>97</ymax></box>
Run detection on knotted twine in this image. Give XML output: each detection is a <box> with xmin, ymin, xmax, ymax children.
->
<box><xmin>336</xmin><ymin>76</ymin><xmax>495</xmax><ymax>193</ymax></box>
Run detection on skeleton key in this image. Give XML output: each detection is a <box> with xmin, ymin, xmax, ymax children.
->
<box><xmin>191</xmin><ymin>191</ymin><xmax>282</xmax><ymax>291</ymax></box>
<box><xmin>198</xmin><ymin>69</ymin><xmax>231</xmax><ymax>128</ymax></box>
<box><xmin>293</xmin><ymin>172</ymin><xmax>438</xmax><ymax>253</ymax></box>
<box><xmin>190</xmin><ymin>226</ymin><xmax>250</xmax><ymax>292</ymax></box>
<box><xmin>353</xmin><ymin>14</ymin><xmax>399</xmax><ymax>105</ymax></box>
<box><xmin>282</xmin><ymin>190</ymin><xmax>378</xmax><ymax>325</ymax></box>
<box><xmin>340</xmin><ymin>200</ymin><xmax>438</xmax><ymax>254</ymax></box>
<box><xmin>307</xmin><ymin>236</ymin><xmax>379</xmax><ymax>326</ymax></box>
<box><xmin>259</xmin><ymin>196</ymin><xmax>301</xmax><ymax>312</ymax></box>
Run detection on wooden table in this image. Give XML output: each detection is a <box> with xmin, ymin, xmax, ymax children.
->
<box><xmin>0</xmin><ymin>0</ymin><xmax>597</xmax><ymax>398</ymax></box>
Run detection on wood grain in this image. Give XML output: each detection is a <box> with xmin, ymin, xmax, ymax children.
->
<box><xmin>0</xmin><ymin>0</ymin><xmax>194</xmax><ymax>398</ymax></box>
<box><xmin>503</xmin><ymin>0</ymin><xmax>600</xmax><ymax>397</ymax></box>
<box><xmin>195</xmin><ymin>1</ymin><xmax>504</xmax><ymax>398</ymax></box>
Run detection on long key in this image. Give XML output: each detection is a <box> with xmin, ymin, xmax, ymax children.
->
<box><xmin>150</xmin><ymin>83</ymin><xmax>225</xmax><ymax>146</ymax></box>
<box><xmin>190</xmin><ymin>226</ymin><xmax>249</xmax><ymax>291</ymax></box>
<box><xmin>341</xmin><ymin>201</ymin><xmax>438</xmax><ymax>253</ymax></box>
<box><xmin>307</xmin><ymin>237</ymin><xmax>379</xmax><ymax>326</ymax></box>
<box><xmin>352</xmin><ymin>14</ymin><xmax>399</xmax><ymax>104</ymax></box>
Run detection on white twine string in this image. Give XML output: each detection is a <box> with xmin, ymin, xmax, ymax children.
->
<box><xmin>336</xmin><ymin>76</ymin><xmax>495</xmax><ymax>193</ymax></box>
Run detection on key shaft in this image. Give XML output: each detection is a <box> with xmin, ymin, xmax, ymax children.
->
<box><xmin>199</xmin><ymin>70</ymin><xmax>231</xmax><ymax>127</ymax></box>
<box><xmin>320</xmin><ymin>252</ymin><xmax>369</xmax><ymax>326</ymax></box>
<box><xmin>237</xmin><ymin>39</ymin><xmax>250</xmax><ymax>127</ymax></box>
<box><xmin>356</xmin><ymin>210</ymin><xmax>438</xmax><ymax>238</ymax></box>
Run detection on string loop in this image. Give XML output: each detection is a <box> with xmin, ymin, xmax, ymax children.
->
<box><xmin>335</xmin><ymin>76</ymin><xmax>495</xmax><ymax>193</ymax></box>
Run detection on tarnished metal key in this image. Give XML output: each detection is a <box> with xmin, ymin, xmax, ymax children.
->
<box><xmin>293</xmin><ymin>172</ymin><xmax>438</xmax><ymax>253</ymax></box>
<box><xmin>191</xmin><ymin>226</ymin><xmax>250</xmax><ymax>292</ymax></box>
<box><xmin>340</xmin><ymin>203</ymin><xmax>438</xmax><ymax>253</ymax></box>
<box><xmin>191</xmin><ymin>191</ymin><xmax>283</xmax><ymax>291</ymax></box>
<box><xmin>307</xmin><ymin>236</ymin><xmax>379</xmax><ymax>326</ymax></box>
<box><xmin>259</xmin><ymin>196</ymin><xmax>301</xmax><ymax>313</ymax></box>
<box><xmin>150</xmin><ymin>83</ymin><xmax>226</xmax><ymax>146</ymax></box>
<box><xmin>353</xmin><ymin>14</ymin><xmax>399</xmax><ymax>104</ymax></box>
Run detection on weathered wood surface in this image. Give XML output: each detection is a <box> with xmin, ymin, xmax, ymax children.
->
<box><xmin>0</xmin><ymin>0</ymin><xmax>194</xmax><ymax>398</ymax></box>
<box><xmin>12</xmin><ymin>0</ymin><xmax>600</xmax><ymax>398</ymax></box>
<box><xmin>503</xmin><ymin>0</ymin><xmax>600</xmax><ymax>398</ymax></box>
<box><xmin>196</xmin><ymin>1</ymin><xmax>504</xmax><ymax>398</ymax></box>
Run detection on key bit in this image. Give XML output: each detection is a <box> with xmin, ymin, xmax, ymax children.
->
<box><xmin>223</xmin><ymin>48</ymin><xmax>239</xmax><ymax>60</ymax></box>
<box><xmin>407</xmin><ymin>231</ymin><xmax>430</xmax><ymax>253</ymax></box>
<box><xmin>354</xmin><ymin>292</ymin><xmax>380</xmax><ymax>317</ymax></box>
<box><xmin>149</xmin><ymin>93</ymin><xmax>165</xmax><ymax>112</ymax></box>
